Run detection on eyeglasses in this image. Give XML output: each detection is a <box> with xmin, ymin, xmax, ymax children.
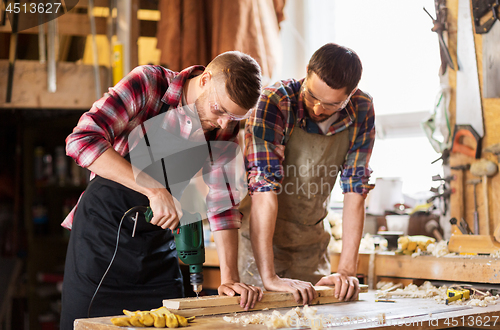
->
<box><xmin>301</xmin><ymin>79</ymin><xmax>353</xmax><ymax>112</ymax></box>
<box><xmin>208</xmin><ymin>85</ymin><xmax>253</xmax><ymax>121</ymax></box>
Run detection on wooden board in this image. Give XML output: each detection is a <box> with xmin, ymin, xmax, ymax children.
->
<box><xmin>163</xmin><ymin>285</ymin><xmax>368</xmax><ymax>317</ymax></box>
<box><xmin>0</xmin><ymin>60</ymin><xmax>108</xmax><ymax>109</ymax></box>
<box><xmin>448</xmin><ymin>233</ymin><xmax>500</xmax><ymax>253</ymax></box>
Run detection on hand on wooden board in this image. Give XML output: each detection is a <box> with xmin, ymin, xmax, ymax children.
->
<box><xmin>315</xmin><ymin>273</ymin><xmax>360</xmax><ymax>302</ymax></box>
<box><xmin>262</xmin><ymin>275</ymin><xmax>318</xmax><ymax>305</ymax></box>
<box><xmin>218</xmin><ymin>282</ymin><xmax>263</xmax><ymax>311</ymax></box>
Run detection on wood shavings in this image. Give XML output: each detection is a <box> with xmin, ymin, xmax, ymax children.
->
<box><xmin>376</xmin><ymin>281</ymin><xmax>447</xmax><ymax>299</ymax></box>
<box><xmin>376</xmin><ymin>313</ymin><xmax>386</xmax><ymax>325</ymax></box>
<box><xmin>222</xmin><ymin>306</ymin><xmax>325</xmax><ymax>330</ymax></box>
<box><xmin>447</xmin><ymin>295</ymin><xmax>499</xmax><ymax>307</ymax></box>
<box><xmin>376</xmin><ymin>281</ymin><xmax>500</xmax><ymax>308</ymax></box>
<box><xmin>490</xmin><ymin>250</ymin><xmax>500</xmax><ymax>258</ymax></box>
<box><xmin>427</xmin><ymin>240</ymin><xmax>451</xmax><ymax>257</ymax></box>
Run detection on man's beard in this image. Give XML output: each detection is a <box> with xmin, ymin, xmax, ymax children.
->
<box><xmin>307</xmin><ymin>108</ymin><xmax>331</xmax><ymax>123</ymax></box>
<box><xmin>194</xmin><ymin>90</ymin><xmax>219</xmax><ymax>131</ymax></box>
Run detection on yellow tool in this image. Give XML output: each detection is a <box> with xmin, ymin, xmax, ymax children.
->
<box><xmin>446</xmin><ymin>288</ymin><xmax>470</xmax><ymax>305</ymax></box>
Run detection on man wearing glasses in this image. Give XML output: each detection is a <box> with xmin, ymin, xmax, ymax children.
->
<box><xmin>240</xmin><ymin>43</ymin><xmax>375</xmax><ymax>305</ymax></box>
<box><xmin>60</xmin><ymin>51</ymin><xmax>262</xmax><ymax>329</ymax></box>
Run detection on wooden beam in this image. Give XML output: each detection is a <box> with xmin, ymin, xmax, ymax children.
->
<box><xmin>163</xmin><ymin>285</ymin><xmax>368</xmax><ymax>317</ymax></box>
<box><xmin>0</xmin><ymin>13</ymin><xmax>108</xmax><ymax>36</ymax></box>
<box><xmin>0</xmin><ymin>13</ymin><xmax>157</xmax><ymax>37</ymax></box>
<box><xmin>165</xmin><ymin>285</ymin><xmax>369</xmax><ymax>310</ymax></box>
<box><xmin>0</xmin><ymin>60</ymin><xmax>108</xmax><ymax>109</ymax></box>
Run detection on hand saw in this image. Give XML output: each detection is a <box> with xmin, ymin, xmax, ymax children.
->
<box><xmin>453</xmin><ymin>0</ymin><xmax>484</xmax><ymax>159</ymax></box>
<box><xmin>455</xmin><ymin>0</ymin><xmax>484</xmax><ymax>141</ymax></box>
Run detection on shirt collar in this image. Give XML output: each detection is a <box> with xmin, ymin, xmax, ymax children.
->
<box><xmin>162</xmin><ymin>65</ymin><xmax>205</xmax><ymax>107</ymax></box>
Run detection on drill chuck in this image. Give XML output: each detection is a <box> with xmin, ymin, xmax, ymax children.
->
<box><xmin>190</xmin><ymin>273</ymin><xmax>203</xmax><ymax>293</ymax></box>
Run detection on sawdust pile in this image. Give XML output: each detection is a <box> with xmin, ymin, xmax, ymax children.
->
<box><xmin>223</xmin><ymin>305</ymin><xmax>325</xmax><ymax>330</ymax></box>
<box><xmin>490</xmin><ymin>250</ymin><xmax>500</xmax><ymax>258</ymax></box>
<box><xmin>376</xmin><ymin>281</ymin><xmax>499</xmax><ymax>307</ymax></box>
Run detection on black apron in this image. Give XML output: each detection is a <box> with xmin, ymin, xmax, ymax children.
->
<box><xmin>61</xmin><ymin>105</ymin><xmax>212</xmax><ymax>329</ymax></box>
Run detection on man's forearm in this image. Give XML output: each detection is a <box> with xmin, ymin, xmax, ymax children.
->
<box><xmin>212</xmin><ymin>229</ymin><xmax>240</xmax><ymax>283</ymax></box>
<box><xmin>338</xmin><ymin>192</ymin><xmax>365</xmax><ymax>275</ymax></box>
<box><xmin>249</xmin><ymin>191</ymin><xmax>278</xmax><ymax>283</ymax></box>
<box><xmin>87</xmin><ymin>148</ymin><xmax>165</xmax><ymax>199</ymax></box>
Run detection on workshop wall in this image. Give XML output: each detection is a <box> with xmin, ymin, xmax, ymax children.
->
<box><xmin>447</xmin><ymin>0</ymin><xmax>500</xmax><ymax>236</ymax></box>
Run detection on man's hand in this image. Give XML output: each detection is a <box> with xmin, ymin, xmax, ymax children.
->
<box><xmin>263</xmin><ymin>275</ymin><xmax>317</xmax><ymax>305</ymax></box>
<box><xmin>218</xmin><ymin>282</ymin><xmax>263</xmax><ymax>311</ymax></box>
<box><xmin>147</xmin><ymin>192</ymin><xmax>183</xmax><ymax>231</ymax></box>
<box><xmin>315</xmin><ymin>273</ymin><xmax>360</xmax><ymax>301</ymax></box>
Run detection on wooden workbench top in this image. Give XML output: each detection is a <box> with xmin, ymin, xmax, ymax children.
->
<box><xmin>75</xmin><ymin>292</ymin><xmax>500</xmax><ymax>329</ymax></box>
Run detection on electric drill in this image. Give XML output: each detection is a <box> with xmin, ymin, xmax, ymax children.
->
<box><xmin>143</xmin><ymin>207</ymin><xmax>205</xmax><ymax>294</ymax></box>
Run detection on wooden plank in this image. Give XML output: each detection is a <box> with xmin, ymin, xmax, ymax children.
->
<box><xmin>0</xmin><ymin>13</ymin><xmax>108</xmax><ymax>36</ymax></box>
<box><xmin>166</xmin><ymin>286</ymin><xmax>365</xmax><ymax>310</ymax></box>
<box><xmin>163</xmin><ymin>285</ymin><xmax>368</xmax><ymax>317</ymax></box>
<box><xmin>374</xmin><ymin>254</ymin><xmax>500</xmax><ymax>283</ymax></box>
<box><xmin>0</xmin><ymin>60</ymin><xmax>108</xmax><ymax>109</ymax></box>
<box><xmin>164</xmin><ymin>296</ymin><xmax>350</xmax><ymax>318</ymax></box>
<box><xmin>0</xmin><ymin>13</ymin><xmax>157</xmax><ymax>37</ymax></box>
<box><xmin>448</xmin><ymin>233</ymin><xmax>500</xmax><ymax>253</ymax></box>
<box><xmin>75</xmin><ymin>0</ymin><xmax>158</xmax><ymax>10</ymax></box>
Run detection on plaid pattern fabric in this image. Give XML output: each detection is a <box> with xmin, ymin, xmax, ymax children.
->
<box><xmin>63</xmin><ymin>65</ymin><xmax>242</xmax><ymax>231</ymax></box>
<box><xmin>245</xmin><ymin>78</ymin><xmax>375</xmax><ymax>198</ymax></box>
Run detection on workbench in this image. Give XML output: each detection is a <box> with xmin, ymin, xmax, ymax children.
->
<box><xmin>202</xmin><ymin>246</ymin><xmax>500</xmax><ymax>289</ymax></box>
<box><xmin>75</xmin><ymin>291</ymin><xmax>500</xmax><ymax>329</ymax></box>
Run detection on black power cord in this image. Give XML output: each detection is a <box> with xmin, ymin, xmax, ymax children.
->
<box><xmin>87</xmin><ymin>205</ymin><xmax>147</xmax><ymax>318</ymax></box>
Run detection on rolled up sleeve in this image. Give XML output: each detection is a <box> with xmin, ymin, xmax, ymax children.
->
<box><xmin>66</xmin><ymin>66</ymin><xmax>156</xmax><ymax>167</ymax></box>
<box><xmin>245</xmin><ymin>91</ymin><xmax>287</xmax><ymax>194</ymax></box>
<box><xmin>340</xmin><ymin>93</ymin><xmax>376</xmax><ymax>198</ymax></box>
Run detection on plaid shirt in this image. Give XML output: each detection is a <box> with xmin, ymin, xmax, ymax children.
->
<box><xmin>63</xmin><ymin>65</ymin><xmax>242</xmax><ymax>231</ymax></box>
<box><xmin>245</xmin><ymin>78</ymin><xmax>375</xmax><ymax>198</ymax></box>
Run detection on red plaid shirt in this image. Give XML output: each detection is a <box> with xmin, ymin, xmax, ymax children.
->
<box><xmin>63</xmin><ymin>65</ymin><xmax>242</xmax><ymax>231</ymax></box>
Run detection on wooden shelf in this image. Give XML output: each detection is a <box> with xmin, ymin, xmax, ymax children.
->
<box><xmin>203</xmin><ymin>248</ymin><xmax>500</xmax><ymax>290</ymax></box>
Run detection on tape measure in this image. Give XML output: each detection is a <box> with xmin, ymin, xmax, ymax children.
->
<box><xmin>446</xmin><ymin>288</ymin><xmax>470</xmax><ymax>305</ymax></box>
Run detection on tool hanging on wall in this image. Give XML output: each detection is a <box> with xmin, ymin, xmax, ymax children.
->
<box><xmin>107</xmin><ymin>0</ymin><xmax>117</xmax><ymax>88</ymax></box>
<box><xmin>450</xmin><ymin>217</ymin><xmax>467</xmax><ymax>234</ymax></box>
<box><xmin>455</xmin><ymin>0</ymin><xmax>485</xmax><ymax>151</ymax></box>
<box><xmin>470</xmin><ymin>159</ymin><xmax>497</xmax><ymax>235</ymax></box>
<box><xmin>424</xmin><ymin>88</ymin><xmax>452</xmax><ymax>165</ymax></box>
<box><xmin>472</xmin><ymin>0</ymin><xmax>499</xmax><ymax>34</ymax></box>
<box><xmin>47</xmin><ymin>11</ymin><xmax>58</xmax><ymax>93</ymax></box>
<box><xmin>1</xmin><ymin>0</ymin><xmax>7</xmax><ymax>26</ymax></box>
<box><xmin>451</xmin><ymin>125</ymin><xmax>481</xmax><ymax>159</ymax></box>
<box><xmin>467</xmin><ymin>179</ymin><xmax>481</xmax><ymax>235</ymax></box>
<box><xmin>38</xmin><ymin>12</ymin><xmax>46</xmax><ymax>64</ymax></box>
<box><xmin>6</xmin><ymin>0</ymin><xmax>19</xmax><ymax>103</ymax></box>
<box><xmin>423</xmin><ymin>0</ymin><xmax>455</xmax><ymax>75</ymax></box>
<box><xmin>88</xmin><ymin>0</ymin><xmax>102</xmax><ymax>100</ymax></box>
<box><xmin>450</xmin><ymin>164</ymin><xmax>470</xmax><ymax>221</ymax></box>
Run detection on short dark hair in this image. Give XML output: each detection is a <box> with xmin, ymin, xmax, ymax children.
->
<box><xmin>307</xmin><ymin>43</ymin><xmax>362</xmax><ymax>93</ymax></box>
<box><xmin>207</xmin><ymin>51</ymin><xmax>262</xmax><ymax>110</ymax></box>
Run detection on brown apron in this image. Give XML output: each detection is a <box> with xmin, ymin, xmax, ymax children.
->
<box><xmin>239</xmin><ymin>124</ymin><xmax>350</xmax><ymax>286</ymax></box>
